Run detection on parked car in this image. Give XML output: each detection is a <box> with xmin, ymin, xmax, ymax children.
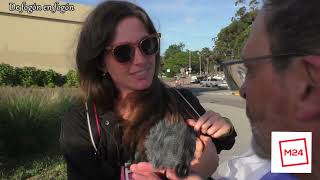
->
<box><xmin>190</xmin><ymin>76</ymin><xmax>200</xmax><ymax>83</ymax></box>
<box><xmin>200</xmin><ymin>77</ymin><xmax>218</xmax><ymax>87</ymax></box>
<box><xmin>217</xmin><ymin>80</ymin><xmax>229</xmax><ymax>89</ymax></box>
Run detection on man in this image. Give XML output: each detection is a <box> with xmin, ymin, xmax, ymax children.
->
<box><xmin>217</xmin><ymin>0</ymin><xmax>320</xmax><ymax>179</ymax></box>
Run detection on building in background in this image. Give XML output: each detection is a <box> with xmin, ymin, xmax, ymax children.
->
<box><xmin>0</xmin><ymin>0</ymin><xmax>92</xmax><ymax>74</ymax></box>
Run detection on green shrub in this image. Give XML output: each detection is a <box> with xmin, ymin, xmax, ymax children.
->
<box><xmin>0</xmin><ymin>87</ymin><xmax>80</xmax><ymax>157</ymax></box>
<box><xmin>0</xmin><ymin>64</ymin><xmax>16</xmax><ymax>86</ymax></box>
<box><xmin>0</xmin><ymin>87</ymin><xmax>80</xmax><ymax>179</ymax></box>
<box><xmin>42</xmin><ymin>69</ymin><xmax>65</xmax><ymax>88</ymax></box>
<box><xmin>20</xmin><ymin>67</ymin><xmax>39</xmax><ymax>87</ymax></box>
<box><xmin>0</xmin><ymin>64</ymin><xmax>70</xmax><ymax>87</ymax></box>
<box><xmin>65</xmin><ymin>70</ymin><xmax>79</xmax><ymax>87</ymax></box>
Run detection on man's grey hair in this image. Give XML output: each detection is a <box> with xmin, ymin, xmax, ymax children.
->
<box><xmin>263</xmin><ymin>0</ymin><xmax>320</xmax><ymax>70</ymax></box>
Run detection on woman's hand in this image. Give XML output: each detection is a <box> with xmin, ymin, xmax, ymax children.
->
<box><xmin>130</xmin><ymin>162</ymin><xmax>163</xmax><ymax>180</ymax></box>
<box><xmin>130</xmin><ymin>162</ymin><xmax>202</xmax><ymax>180</ymax></box>
<box><xmin>129</xmin><ymin>137</ymin><xmax>219</xmax><ymax>179</ymax></box>
<box><xmin>186</xmin><ymin>110</ymin><xmax>231</xmax><ymax>177</ymax></box>
<box><xmin>187</xmin><ymin>110</ymin><xmax>232</xmax><ymax>139</ymax></box>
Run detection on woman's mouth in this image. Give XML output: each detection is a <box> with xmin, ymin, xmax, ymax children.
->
<box><xmin>131</xmin><ymin>68</ymin><xmax>150</xmax><ymax>78</ymax></box>
<box><xmin>134</xmin><ymin>69</ymin><xmax>147</xmax><ymax>76</ymax></box>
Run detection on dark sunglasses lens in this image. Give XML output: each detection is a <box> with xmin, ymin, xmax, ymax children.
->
<box><xmin>113</xmin><ymin>44</ymin><xmax>132</xmax><ymax>62</ymax></box>
<box><xmin>141</xmin><ymin>37</ymin><xmax>159</xmax><ymax>55</ymax></box>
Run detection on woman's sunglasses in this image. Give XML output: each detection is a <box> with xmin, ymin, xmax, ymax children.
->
<box><xmin>105</xmin><ymin>33</ymin><xmax>161</xmax><ymax>63</ymax></box>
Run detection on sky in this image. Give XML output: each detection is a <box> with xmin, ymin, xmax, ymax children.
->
<box><xmin>64</xmin><ymin>0</ymin><xmax>238</xmax><ymax>54</ymax></box>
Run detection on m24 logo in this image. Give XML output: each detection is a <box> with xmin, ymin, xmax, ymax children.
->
<box><xmin>283</xmin><ymin>149</ymin><xmax>303</xmax><ymax>156</ymax></box>
<box><xmin>279</xmin><ymin>138</ymin><xmax>309</xmax><ymax>167</ymax></box>
<box><xmin>271</xmin><ymin>132</ymin><xmax>312</xmax><ymax>173</ymax></box>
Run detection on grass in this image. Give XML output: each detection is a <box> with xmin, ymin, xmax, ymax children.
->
<box><xmin>0</xmin><ymin>155</ymin><xmax>66</xmax><ymax>180</ymax></box>
<box><xmin>0</xmin><ymin>86</ymin><xmax>81</xmax><ymax>179</ymax></box>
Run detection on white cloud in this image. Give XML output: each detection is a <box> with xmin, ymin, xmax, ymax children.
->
<box><xmin>184</xmin><ymin>15</ymin><xmax>196</xmax><ymax>24</ymax></box>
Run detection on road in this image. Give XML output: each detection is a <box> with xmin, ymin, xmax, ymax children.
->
<box><xmin>185</xmin><ymin>86</ymin><xmax>252</xmax><ymax>164</ymax></box>
<box><xmin>188</xmin><ymin>87</ymin><xmax>246</xmax><ymax>109</ymax></box>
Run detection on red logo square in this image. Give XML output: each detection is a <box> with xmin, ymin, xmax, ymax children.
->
<box><xmin>279</xmin><ymin>138</ymin><xmax>309</xmax><ymax>167</ymax></box>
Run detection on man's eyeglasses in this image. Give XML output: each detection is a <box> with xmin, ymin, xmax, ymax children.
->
<box><xmin>218</xmin><ymin>53</ymin><xmax>318</xmax><ymax>90</ymax></box>
<box><xmin>105</xmin><ymin>33</ymin><xmax>161</xmax><ymax>63</ymax></box>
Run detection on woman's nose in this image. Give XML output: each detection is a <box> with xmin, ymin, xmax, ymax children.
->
<box><xmin>132</xmin><ymin>46</ymin><xmax>146</xmax><ymax>65</ymax></box>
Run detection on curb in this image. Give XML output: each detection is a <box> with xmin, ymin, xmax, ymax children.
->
<box><xmin>232</xmin><ymin>91</ymin><xmax>240</xmax><ymax>96</ymax></box>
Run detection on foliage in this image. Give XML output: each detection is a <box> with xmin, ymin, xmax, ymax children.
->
<box><xmin>0</xmin><ymin>87</ymin><xmax>79</xmax><ymax>179</ymax></box>
<box><xmin>65</xmin><ymin>70</ymin><xmax>80</xmax><ymax>87</ymax></box>
<box><xmin>0</xmin><ymin>87</ymin><xmax>80</xmax><ymax>157</ymax></box>
<box><xmin>0</xmin><ymin>155</ymin><xmax>66</xmax><ymax>180</ymax></box>
<box><xmin>0</xmin><ymin>64</ymin><xmax>17</xmax><ymax>86</ymax></box>
<box><xmin>41</xmin><ymin>69</ymin><xmax>65</xmax><ymax>88</ymax></box>
<box><xmin>0</xmin><ymin>64</ymin><xmax>80</xmax><ymax>87</ymax></box>
<box><xmin>162</xmin><ymin>44</ymin><xmax>216</xmax><ymax>77</ymax></box>
<box><xmin>163</xmin><ymin>43</ymin><xmax>186</xmax><ymax>60</ymax></box>
<box><xmin>161</xmin><ymin>0</ymin><xmax>260</xmax><ymax>76</ymax></box>
<box><xmin>212</xmin><ymin>0</ymin><xmax>259</xmax><ymax>61</ymax></box>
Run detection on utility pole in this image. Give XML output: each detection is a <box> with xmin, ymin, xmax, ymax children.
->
<box><xmin>208</xmin><ymin>58</ymin><xmax>210</xmax><ymax>74</ymax></box>
<box><xmin>189</xmin><ymin>51</ymin><xmax>191</xmax><ymax>76</ymax></box>
<box><xmin>199</xmin><ymin>53</ymin><xmax>201</xmax><ymax>76</ymax></box>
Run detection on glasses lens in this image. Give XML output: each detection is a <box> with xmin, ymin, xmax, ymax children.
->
<box><xmin>113</xmin><ymin>44</ymin><xmax>133</xmax><ymax>63</ymax></box>
<box><xmin>222</xmin><ymin>62</ymin><xmax>247</xmax><ymax>90</ymax></box>
<box><xmin>140</xmin><ymin>36</ymin><xmax>159</xmax><ymax>55</ymax></box>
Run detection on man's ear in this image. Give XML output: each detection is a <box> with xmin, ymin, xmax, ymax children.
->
<box><xmin>296</xmin><ymin>56</ymin><xmax>320</xmax><ymax>121</ymax></box>
<box><xmin>304</xmin><ymin>56</ymin><xmax>320</xmax><ymax>85</ymax></box>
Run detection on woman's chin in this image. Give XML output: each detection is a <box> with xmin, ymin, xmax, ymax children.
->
<box><xmin>131</xmin><ymin>80</ymin><xmax>152</xmax><ymax>90</ymax></box>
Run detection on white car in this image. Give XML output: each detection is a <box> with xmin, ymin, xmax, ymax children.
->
<box><xmin>200</xmin><ymin>78</ymin><xmax>218</xmax><ymax>87</ymax></box>
<box><xmin>190</xmin><ymin>76</ymin><xmax>199</xmax><ymax>83</ymax></box>
<box><xmin>217</xmin><ymin>80</ymin><xmax>229</xmax><ymax>89</ymax></box>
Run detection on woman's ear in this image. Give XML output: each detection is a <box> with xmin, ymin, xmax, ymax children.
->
<box><xmin>97</xmin><ymin>59</ymin><xmax>107</xmax><ymax>75</ymax></box>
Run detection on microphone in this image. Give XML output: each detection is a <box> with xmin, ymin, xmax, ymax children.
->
<box><xmin>144</xmin><ymin>120</ymin><xmax>197</xmax><ymax>178</ymax></box>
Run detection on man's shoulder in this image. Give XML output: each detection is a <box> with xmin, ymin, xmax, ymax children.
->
<box><xmin>260</xmin><ymin>172</ymin><xmax>298</xmax><ymax>180</ymax></box>
<box><xmin>212</xmin><ymin>148</ymin><xmax>271</xmax><ymax>180</ymax></box>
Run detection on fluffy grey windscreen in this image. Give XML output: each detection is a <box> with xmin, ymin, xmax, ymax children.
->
<box><xmin>144</xmin><ymin>120</ymin><xmax>196</xmax><ymax>178</ymax></box>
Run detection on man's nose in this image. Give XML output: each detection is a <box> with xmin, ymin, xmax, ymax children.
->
<box><xmin>240</xmin><ymin>81</ymin><xmax>247</xmax><ymax>99</ymax></box>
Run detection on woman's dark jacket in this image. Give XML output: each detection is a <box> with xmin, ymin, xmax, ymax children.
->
<box><xmin>60</xmin><ymin>88</ymin><xmax>237</xmax><ymax>180</ymax></box>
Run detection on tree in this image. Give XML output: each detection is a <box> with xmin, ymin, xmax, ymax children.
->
<box><xmin>212</xmin><ymin>0</ymin><xmax>260</xmax><ymax>61</ymax></box>
<box><xmin>163</xmin><ymin>43</ymin><xmax>185</xmax><ymax>59</ymax></box>
<box><xmin>163</xmin><ymin>50</ymin><xmax>189</xmax><ymax>77</ymax></box>
<box><xmin>65</xmin><ymin>70</ymin><xmax>79</xmax><ymax>87</ymax></box>
<box><xmin>249</xmin><ymin>0</ymin><xmax>259</xmax><ymax>10</ymax></box>
<box><xmin>199</xmin><ymin>48</ymin><xmax>213</xmax><ymax>74</ymax></box>
<box><xmin>162</xmin><ymin>43</ymin><xmax>207</xmax><ymax>77</ymax></box>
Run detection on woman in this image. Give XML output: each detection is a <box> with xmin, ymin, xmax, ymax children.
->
<box><xmin>60</xmin><ymin>1</ymin><xmax>237</xmax><ymax>179</ymax></box>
